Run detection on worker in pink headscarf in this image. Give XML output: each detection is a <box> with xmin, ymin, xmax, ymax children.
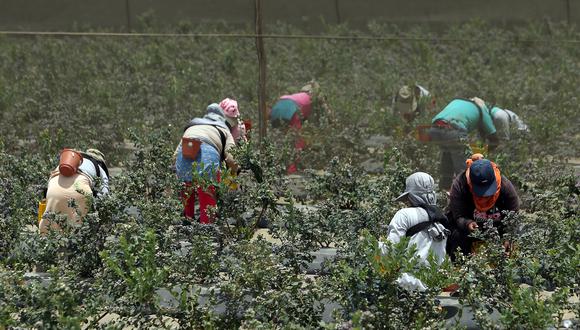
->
<box><xmin>219</xmin><ymin>98</ymin><xmax>247</xmax><ymax>143</ymax></box>
<box><xmin>269</xmin><ymin>80</ymin><xmax>332</xmax><ymax>173</ymax></box>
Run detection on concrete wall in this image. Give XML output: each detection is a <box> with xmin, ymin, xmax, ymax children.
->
<box><xmin>0</xmin><ymin>0</ymin><xmax>577</xmax><ymax>31</ymax></box>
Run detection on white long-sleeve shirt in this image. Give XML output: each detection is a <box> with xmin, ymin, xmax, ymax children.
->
<box><xmin>379</xmin><ymin>207</ymin><xmax>448</xmax><ymax>292</ymax></box>
<box><xmin>385</xmin><ymin>207</ymin><xmax>447</xmax><ymax>265</ymax></box>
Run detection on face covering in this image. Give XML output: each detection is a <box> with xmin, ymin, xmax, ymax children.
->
<box><xmin>465</xmin><ymin>158</ymin><xmax>502</xmax><ymax>212</ymax></box>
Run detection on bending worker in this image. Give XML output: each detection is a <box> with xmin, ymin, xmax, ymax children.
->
<box><xmin>428</xmin><ymin>97</ymin><xmax>499</xmax><ymax>190</ymax></box>
<box><xmin>379</xmin><ymin>172</ymin><xmax>450</xmax><ymax>291</ymax></box>
<box><xmin>269</xmin><ymin>80</ymin><xmax>332</xmax><ymax>173</ymax></box>
<box><xmin>490</xmin><ymin>105</ymin><xmax>529</xmax><ymax>141</ymax></box>
<box><xmin>39</xmin><ymin>148</ymin><xmax>109</xmax><ymax>234</ymax></box>
<box><xmin>219</xmin><ymin>98</ymin><xmax>248</xmax><ymax>143</ymax></box>
<box><xmin>392</xmin><ymin>84</ymin><xmax>435</xmax><ymax>122</ymax></box>
<box><xmin>174</xmin><ymin>104</ymin><xmax>236</xmax><ymax>224</ymax></box>
<box><xmin>446</xmin><ymin>155</ymin><xmax>520</xmax><ymax>261</ymax></box>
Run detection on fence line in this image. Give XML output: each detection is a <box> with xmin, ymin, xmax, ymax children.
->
<box><xmin>0</xmin><ymin>30</ymin><xmax>579</xmax><ymax>44</ymax></box>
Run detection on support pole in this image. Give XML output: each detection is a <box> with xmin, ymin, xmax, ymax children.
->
<box><xmin>335</xmin><ymin>0</ymin><xmax>342</xmax><ymax>24</ymax></box>
<box><xmin>125</xmin><ymin>0</ymin><xmax>132</xmax><ymax>32</ymax></box>
<box><xmin>566</xmin><ymin>0</ymin><xmax>571</xmax><ymax>25</ymax></box>
<box><xmin>255</xmin><ymin>0</ymin><xmax>267</xmax><ymax>143</ymax></box>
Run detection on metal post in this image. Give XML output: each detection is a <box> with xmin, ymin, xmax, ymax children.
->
<box><xmin>255</xmin><ymin>0</ymin><xmax>267</xmax><ymax>143</ymax></box>
<box><xmin>335</xmin><ymin>0</ymin><xmax>341</xmax><ymax>24</ymax></box>
<box><xmin>125</xmin><ymin>0</ymin><xmax>132</xmax><ymax>32</ymax></box>
<box><xmin>566</xmin><ymin>0</ymin><xmax>571</xmax><ymax>25</ymax></box>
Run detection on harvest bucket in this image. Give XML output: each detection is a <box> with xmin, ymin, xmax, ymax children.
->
<box><xmin>469</xmin><ymin>143</ymin><xmax>489</xmax><ymax>155</ymax></box>
<box><xmin>243</xmin><ymin>120</ymin><xmax>252</xmax><ymax>132</ymax></box>
<box><xmin>59</xmin><ymin>149</ymin><xmax>83</xmax><ymax>176</ymax></box>
<box><xmin>415</xmin><ymin>125</ymin><xmax>432</xmax><ymax>142</ymax></box>
<box><xmin>182</xmin><ymin>137</ymin><xmax>201</xmax><ymax>159</ymax></box>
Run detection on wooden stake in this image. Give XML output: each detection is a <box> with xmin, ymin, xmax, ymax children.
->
<box><xmin>255</xmin><ymin>0</ymin><xmax>267</xmax><ymax>143</ymax></box>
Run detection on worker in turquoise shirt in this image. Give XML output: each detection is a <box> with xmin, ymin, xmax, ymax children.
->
<box><xmin>428</xmin><ymin>97</ymin><xmax>499</xmax><ymax>190</ymax></box>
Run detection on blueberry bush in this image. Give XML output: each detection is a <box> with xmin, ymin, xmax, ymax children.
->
<box><xmin>0</xmin><ymin>19</ymin><xmax>578</xmax><ymax>328</ymax></box>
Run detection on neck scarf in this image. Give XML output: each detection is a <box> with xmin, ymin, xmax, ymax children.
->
<box><xmin>465</xmin><ymin>158</ymin><xmax>502</xmax><ymax>212</ymax></box>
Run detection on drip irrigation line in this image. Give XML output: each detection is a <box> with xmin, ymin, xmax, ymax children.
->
<box><xmin>0</xmin><ymin>30</ymin><xmax>579</xmax><ymax>44</ymax></box>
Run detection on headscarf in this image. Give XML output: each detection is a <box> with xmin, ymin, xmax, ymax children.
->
<box><xmin>466</xmin><ymin>156</ymin><xmax>502</xmax><ymax>212</ymax></box>
<box><xmin>395</xmin><ymin>172</ymin><xmax>449</xmax><ymax>227</ymax></box>
<box><xmin>219</xmin><ymin>98</ymin><xmax>239</xmax><ymax>118</ymax></box>
<box><xmin>395</xmin><ymin>172</ymin><xmax>437</xmax><ymax>206</ymax></box>
<box><xmin>186</xmin><ymin>103</ymin><xmax>228</xmax><ymax>129</ymax></box>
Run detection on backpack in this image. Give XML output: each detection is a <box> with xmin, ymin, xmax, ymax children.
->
<box><xmin>405</xmin><ymin>205</ymin><xmax>451</xmax><ymax>238</ymax></box>
<box><xmin>79</xmin><ymin>152</ymin><xmax>110</xmax><ymax>197</ymax></box>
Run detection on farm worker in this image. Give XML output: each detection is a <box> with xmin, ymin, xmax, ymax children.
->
<box><xmin>219</xmin><ymin>98</ymin><xmax>248</xmax><ymax>143</ymax></box>
<box><xmin>173</xmin><ymin>103</ymin><xmax>236</xmax><ymax>224</ymax></box>
<box><xmin>269</xmin><ymin>80</ymin><xmax>332</xmax><ymax>174</ymax></box>
<box><xmin>379</xmin><ymin>172</ymin><xmax>450</xmax><ymax>291</ymax></box>
<box><xmin>446</xmin><ymin>156</ymin><xmax>520</xmax><ymax>261</ymax></box>
<box><xmin>39</xmin><ymin>148</ymin><xmax>109</xmax><ymax>234</ymax></box>
<box><xmin>428</xmin><ymin>97</ymin><xmax>499</xmax><ymax>190</ymax></box>
<box><xmin>392</xmin><ymin>84</ymin><xmax>435</xmax><ymax>122</ymax></box>
<box><xmin>490</xmin><ymin>106</ymin><xmax>529</xmax><ymax>141</ymax></box>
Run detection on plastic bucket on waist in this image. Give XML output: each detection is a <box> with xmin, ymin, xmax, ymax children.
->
<box><xmin>182</xmin><ymin>138</ymin><xmax>201</xmax><ymax>160</ymax></box>
<box><xmin>59</xmin><ymin>149</ymin><xmax>83</xmax><ymax>176</ymax></box>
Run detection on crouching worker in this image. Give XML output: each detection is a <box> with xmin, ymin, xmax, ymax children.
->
<box><xmin>269</xmin><ymin>80</ymin><xmax>332</xmax><ymax>174</ymax></box>
<box><xmin>379</xmin><ymin>172</ymin><xmax>450</xmax><ymax>291</ymax></box>
<box><xmin>219</xmin><ymin>98</ymin><xmax>248</xmax><ymax>143</ymax></box>
<box><xmin>392</xmin><ymin>84</ymin><xmax>435</xmax><ymax>123</ymax></box>
<box><xmin>446</xmin><ymin>156</ymin><xmax>520</xmax><ymax>261</ymax></box>
<box><xmin>490</xmin><ymin>106</ymin><xmax>529</xmax><ymax>142</ymax></box>
<box><xmin>174</xmin><ymin>104</ymin><xmax>236</xmax><ymax>224</ymax></box>
<box><xmin>39</xmin><ymin>148</ymin><xmax>109</xmax><ymax>234</ymax></box>
<box><xmin>429</xmin><ymin>97</ymin><xmax>500</xmax><ymax>191</ymax></box>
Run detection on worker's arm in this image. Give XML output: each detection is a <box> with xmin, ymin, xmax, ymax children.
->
<box><xmin>449</xmin><ymin>174</ymin><xmax>476</xmax><ymax>233</ymax></box>
<box><xmin>223</xmin><ymin>130</ymin><xmax>238</xmax><ymax>172</ymax></box>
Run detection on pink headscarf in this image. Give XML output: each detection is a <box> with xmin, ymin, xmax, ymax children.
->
<box><xmin>219</xmin><ymin>98</ymin><xmax>239</xmax><ymax>118</ymax></box>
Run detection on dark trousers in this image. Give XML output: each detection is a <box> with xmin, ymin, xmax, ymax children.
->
<box><xmin>446</xmin><ymin>229</ymin><xmax>478</xmax><ymax>261</ymax></box>
<box><xmin>428</xmin><ymin>127</ymin><xmax>468</xmax><ymax>190</ymax></box>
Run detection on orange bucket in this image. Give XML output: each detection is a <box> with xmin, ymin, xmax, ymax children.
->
<box><xmin>243</xmin><ymin>120</ymin><xmax>252</xmax><ymax>132</ymax></box>
<box><xmin>182</xmin><ymin>138</ymin><xmax>201</xmax><ymax>159</ymax></box>
<box><xmin>59</xmin><ymin>149</ymin><xmax>83</xmax><ymax>176</ymax></box>
<box><xmin>415</xmin><ymin>125</ymin><xmax>432</xmax><ymax>142</ymax></box>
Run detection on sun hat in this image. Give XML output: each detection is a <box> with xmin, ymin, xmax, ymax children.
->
<box><xmin>469</xmin><ymin>159</ymin><xmax>498</xmax><ymax>197</ymax></box>
<box><xmin>205</xmin><ymin>103</ymin><xmax>226</xmax><ymax>123</ymax></box>
<box><xmin>394</xmin><ymin>85</ymin><xmax>418</xmax><ymax>115</ymax></box>
<box><xmin>394</xmin><ymin>172</ymin><xmax>437</xmax><ymax>206</ymax></box>
<box><xmin>219</xmin><ymin>98</ymin><xmax>239</xmax><ymax>118</ymax></box>
<box><xmin>84</xmin><ymin>148</ymin><xmax>106</xmax><ymax>165</ymax></box>
<box><xmin>300</xmin><ymin>80</ymin><xmax>320</xmax><ymax>94</ymax></box>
